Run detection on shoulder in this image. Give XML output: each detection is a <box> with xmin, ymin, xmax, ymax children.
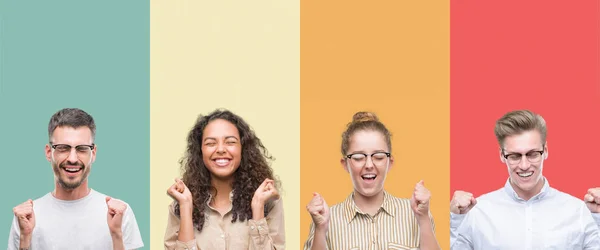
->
<box><xmin>92</xmin><ymin>189</ymin><xmax>138</xmax><ymax>213</ymax></box>
<box><xmin>549</xmin><ymin>188</ymin><xmax>586</xmax><ymax>209</ymax></box>
<box><xmin>387</xmin><ymin>194</ymin><xmax>411</xmax><ymax>205</ymax></box>
<box><xmin>475</xmin><ymin>188</ymin><xmax>505</xmax><ymax>206</ymax></box>
<box><xmin>30</xmin><ymin>193</ymin><xmax>56</xmax><ymax>214</ymax></box>
<box><xmin>329</xmin><ymin>197</ymin><xmax>351</xmax><ymax>214</ymax></box>
<box><xmin>32</xmin><ymin>192</ymin><xmax>53</xmax><ymax>205</ymax></box>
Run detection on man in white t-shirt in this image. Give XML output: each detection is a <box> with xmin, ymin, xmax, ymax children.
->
<box><xmin>7</xmin><ymin>108</ymin><xmax>144</xmax><ymax>250</ymax></box>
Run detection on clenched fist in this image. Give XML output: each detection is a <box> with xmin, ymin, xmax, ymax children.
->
<box><xmin>167</xmin><ymin>178</ymin><xmax>193</xmax><ymax>207</ymax></box>
<box><xmin>410</xmin><ymin>180</ymin><xmax>431</xmax><ymax>217</ymax></box>
<box><xmin>106</xmin><ymin>196</ymin><xmax>127</xmax><ymax>236</ymax></box>
<box><xmin>252</xmin><ymin>178</ymin><xmax>280</xmax><ymax>207</ymax></box>
<box><xmin>13</xmin><ymin>199</ymin><xmax>35</xmax><ymax>236</ymax></box>
<box><xmin>450</xmin><ymin>190</ymin><xmax>477</xmax><ymax>214</ymax></box>
<box><xmin>584</xmin><ymin>188</ymin><xmax>600</xmax><ymax>213</ymax></box>
<box><xmin>306</xmin><ymin>193</ymin><xmax>330</xmax><ymax>231</ymax></box>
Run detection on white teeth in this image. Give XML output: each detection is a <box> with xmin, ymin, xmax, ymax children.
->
<box><xmin>65</xmin><ymin>168</ymin><xmax>80</xmax><ymax>172</ymax></box>
<box><xmin>362</xmin><ymin>174</ymin><xmax>376</xmax><ymax>178</ymax></box>
<box><xmin>518</xmin><ymin>172</ymin><xmax>533</xmax><ymax>177</ymax></box>
<box><xmin>215</xmin><ymin>159</ymin><xmax>230</xmax><ymax>166</ymax></box>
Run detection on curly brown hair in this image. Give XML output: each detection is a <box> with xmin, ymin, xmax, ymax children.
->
<box><xmin>174</xmin><ymin>109</ymin><xmax>279</xmax><ymax>232</ymax></box>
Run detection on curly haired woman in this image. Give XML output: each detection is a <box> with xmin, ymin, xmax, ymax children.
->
<box><xmin>164</xmin><ymin>109</ymin><xmax>284</xmax><ymax>250</ymax></box>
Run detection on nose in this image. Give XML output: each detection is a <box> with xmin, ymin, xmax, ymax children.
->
<box><xmin>66</xmin><ymin>148</ymin><xmax>79</xmax><ymax>164</ymax></box>
<box><xmin>518</xmin><ymin>155</ymin><xmax>530</xmax><ymax>170</ymax></box>
<box><xmin>216</xmin><ymin>141</ymin><xmax>226</xmax><ymax>153</ymax></box>
<box><xmin>364</xmin><ymin>156</ymin><xmax>375</xmax><ymax>169</ymax></box>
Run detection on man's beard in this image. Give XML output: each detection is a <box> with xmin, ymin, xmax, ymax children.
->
<box><xmin>53</xmin><ymin>161</ymin><xmax>90</xmax><ymax>189</ymax></box>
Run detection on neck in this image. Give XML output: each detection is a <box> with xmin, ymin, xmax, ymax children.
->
<box><xmin>53</xmin><ymin>180</ymin><xmax>90</xmax><ymax>201</ymax></box>
<box><xmin>353</xmin><ymin>189</ymin><xmax>385</xmax><ymax>216</ymax></box>
<box><xmin>211</xmin><ymin>176</ymin><xmax>234</xmax><ymax>203</ymax></box>
<box><xmin>511</xmin><ymin>177</ymin><xmax>545</xmax><ymax>201</ymax></box>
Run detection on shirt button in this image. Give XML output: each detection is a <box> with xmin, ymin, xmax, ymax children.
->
<box><xmin>251</xmin><ymin>226</ymin><xmax>255</xmax><ymax>230</ymax></box>
<box><xmin>221</xmin><ymin>234</ymin><xmax>225</xmax><ymax>238</ymax></box>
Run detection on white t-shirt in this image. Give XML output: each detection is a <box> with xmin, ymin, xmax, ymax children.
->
<box><xmin>8</xmin><ymin>189</ymin><xmax>144</xmax><ymax>250</ymax></box>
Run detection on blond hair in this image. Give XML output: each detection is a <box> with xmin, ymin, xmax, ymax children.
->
<box><xmin>495</xmin><ymin>110</ymin><xmax>547</xmax><ymax>147</ymax></box>
<box><xmin>341</xmin><ymin>111</ymin><xmax>392</xmax><ymax>155</ymax></box>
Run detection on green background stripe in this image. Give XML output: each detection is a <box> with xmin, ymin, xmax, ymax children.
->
<box><xmin>0</xmin><ymin>1</ymin><xmax>150</xmax><ymax>248</ymax></box>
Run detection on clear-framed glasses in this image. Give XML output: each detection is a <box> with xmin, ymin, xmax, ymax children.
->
<box><xmin>501</xmin><ymin>147</ymin><xmax>544</xmax><ymax>165</ymax></box>
<box><xmin>50</xmin><ymin>143</ymin><xmax>95</xmax><ymax>159</ymax></box>
<box><xmin>345</xmin><ymin>152</ymin><xmax>391</xmax><ymax>168</ymax></box>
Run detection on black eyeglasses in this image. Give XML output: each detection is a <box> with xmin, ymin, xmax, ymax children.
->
<box><xmin>502</xmin><ymin>147</ymin><xmax>544</xmax><ymax>165</ymax></box>
<box><xmin>345</xmin><ymin>152</ymin><xmax>391</xmax><ymax>167</ymax></box>
<box><xmin>50</xmin><ymin>143</ymin><xmax>95</xmax><ymax>157</ymax></box>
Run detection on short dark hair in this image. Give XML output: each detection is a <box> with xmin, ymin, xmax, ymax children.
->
<box><xmin>48</xmin><ymin>108</ymin><xmax>96</xmax><ymax>141</ymax></box>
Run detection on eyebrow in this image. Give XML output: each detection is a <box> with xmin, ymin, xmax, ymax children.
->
<box><xmin>504</xmin><ymin>148</ymin><xmax>543</xmax><ymax>154</ymax></box>
<box><xmin>348</xmin><ymin>150</ymin><xmax>387</xmax><ymax>154</ymax></box>
<box><xmin>203</xmin><ymin>136</ymin><xmax>239</xmax><ymax>142</ymax></box>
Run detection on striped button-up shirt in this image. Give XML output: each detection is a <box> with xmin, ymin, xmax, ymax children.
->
<box><xmin>304</xmin><ymin>191</ymin><xmax>434</xmax><ymax>250</ymax></box>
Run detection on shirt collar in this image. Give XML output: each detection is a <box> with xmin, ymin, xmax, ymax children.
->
<box><xmin>206</xmin><ymin>189</ymin><xmax>235</xmax><ymax>205</ymax></box>
<box><xmin>342</xmin><ymin>190</ymin><xmax>395</xmax><ymax>224</ymax></box>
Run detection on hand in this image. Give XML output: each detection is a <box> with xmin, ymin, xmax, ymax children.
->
<box><xmin>106</xmin><ymin>196</ymin><xmax>127</xmax><ymax>236</ymax></box>
<box><xmin>167</xmin><ymin>178</ymin><xmax>193</xmax><ymax>207</ymax></box>
<box><xmin>306</xmin><ymin>192</ymin><xmax>330</xmax><ymax>231</ymax></box>
<box><xmin>410</xmin><ymin>180</ymin><xmax>431</xmax><ymax>217</ymax></box>
<box><xmin>13</xmin><ymin>199</ymin><xmax>35</xmax><ymax>236</ymax></box>
<box><xmin>252</xmin><ymin>178</ymin><xmax>280</xmax><ymax>207</ymax></box>
<box><xmin>450</xmin><ymin>190</ymin><xmax>477</xmax><ymax>214</ymax></box>
<box><xmin>584</xmin><ymin>188</ymin><xmax>600</xmax><ymax>213</ymax></box>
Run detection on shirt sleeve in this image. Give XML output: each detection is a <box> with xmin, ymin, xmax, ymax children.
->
<box><xmin>592</xmin><ymin>213</ymin><xmax>600</xmax><ymax>229</ymax></box>
<box><xmin>582</xmin><ymin>205</ymin><xmax>600</xmax><ymax>250</ymax></box>
<box><xmin>248</xmin><ymin>198</ymin><xmax>285</xmax><ymax>250</ymax></box>
<box><xmin>164</xmin><ymin>202</ymin><xmax>198</xmax><ymax>250</ymax></box>
<box><xmin>450</xmin><ymin>212</ymin><xmax>474</xmax><ymax>250</ymax></box>
<box><xmin>7</xmin><ymin>215</ymin><xmax>19</xmax><ymax>250</ymax></box>
<box><xmin>122</xmin><ymin>202</ymin><xmax>144</xmax><ymax>250</ymax></box>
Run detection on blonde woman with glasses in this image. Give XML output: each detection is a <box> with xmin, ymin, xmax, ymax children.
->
<box><xmin>303</xmin><ymin>111</ymin><xmax>441</xmax><ymax>250</ymax></box>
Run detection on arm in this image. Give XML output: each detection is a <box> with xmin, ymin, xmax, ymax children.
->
<box><xmin>450</xmin><ymin>213</ymin><xmax>474</xmax><ymax>250</ymax></box>
<box><xmin>249</xmin><ymin>198</ymin><xmax>285</xmax><ymax>250</ymax></box>
<box><xmin>11</xmin><ymin>200</ymin><xmax>35</xmax><ymax>250</ymax></box>
<box><xmin>593</xmin><ymin>213</ymin><xmax>600</xmax><ymax>229</ymax></box>
<box><xmin>165</xmin><ymin>178</ymin><xmax>197</xmax><ymax>250</ymax></box>
<box><xmin>164</xmin><ymin>202</ymin><xmax>197</xmax><ymax>250</ymax></box>
<box><xmin>304</xmin><ymin>192</ymin><xmax>330</xmax><ymax>250</ymax></box>
<box><xmin>449</xmin><ymin>213</ymin><xmax>465</xmax><ymax>247</ymax></box>
<box><xmin>303</xmin><ymin>222</ymin><xmax>328</xmax><ymax>250</ymax></box>
<box><xmin>120</xmin><ymin>203</ymin><xmax>144</xmax><ymax>250</ymax></box>
<box><xmin>411</xmin><ymin>181</ymin><xmax>440</xmax><ymax>250</ymax></box>
<box><xmin>111</xmin><ymin>233</ymin><xmax>125</xmax><ymax>250</ymax></box>
<box><xmin>581</xmin><ymin>205</ymin><xmax>600</xmax><ymax>250</ymax></box>
<box><xmin>106</xmin><ymin>197</ymin><xmax>128</xmax><ymax>250</ymax></box>
<box><xmin>449</xmin><ymin>191</ymin><xmax>477</xmax><ymax>250</ymax></box>
<box><xmin>418</xmin><ymin>213</ymin><xmax>440</xmax><ymax>250</ymax></box>
<box><xmin>8</xmin><ymin>216</ymin><xmax>22</xmax><ymax>250</ymax></box>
